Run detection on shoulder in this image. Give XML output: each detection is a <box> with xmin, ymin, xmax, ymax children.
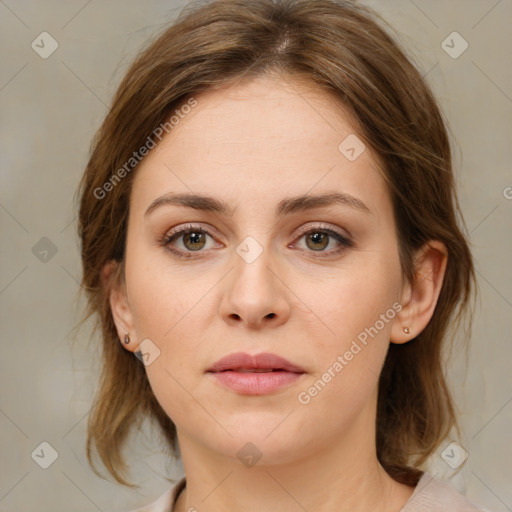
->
<box><xmin>402</xmin><ymin>472</ymin><xmax>495</xmax><ymax>512</ymax></box>
<box><xmin>126</xmin><ymin>476</ymin><xmax>186</xmax><ymax>512</ymax></box>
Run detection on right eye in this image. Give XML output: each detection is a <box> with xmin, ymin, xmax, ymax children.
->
<box><xmin>161</xmin><ymin>224</ymin><xmax>220</xmax><ymax>258</ymax></box>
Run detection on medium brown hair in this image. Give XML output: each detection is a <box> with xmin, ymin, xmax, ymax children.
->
<box><xmin>75</xmin><ymin>0</ymin><xmax>476</xmax><ymax>487</ymax></box>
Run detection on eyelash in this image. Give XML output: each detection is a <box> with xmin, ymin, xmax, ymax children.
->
<box><xmin>160</xmin><ymin>223</ymin><xmax>353</xmax><ymax>260</ymax></box>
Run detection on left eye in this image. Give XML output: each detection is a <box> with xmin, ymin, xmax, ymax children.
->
<box><xmin>161</xmin><ymin>224</ymin><xmax>352</xmax><ymax>259</ymax></box>
<box><xmin>162</xmin><ymin>225</ymin><xmax>216</xmax><ymax>255</ymax></box>
<box><xmin>294</xmin><ymin>228</ymin><xmax>352</xmax><ymax>254</ymax></box>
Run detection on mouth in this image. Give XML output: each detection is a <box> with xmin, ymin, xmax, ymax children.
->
<box><xmin>206</xmin><ymin>352</ymin><xmax>305</xmax><ymax>395</ymax></box>
<box><xmin>212</xmin><ymin>368</ymin><xmax>301</xmax><ymax>373</ymax></box>
<box><xmin>207</xmin><ymin>367</ymin><xmax>305</xmax><ymax>395</ymax></box>
<box><xmin>206</xmin><ymin>352</ymin><xmax>306</xmax><ymax>374</ymax></box>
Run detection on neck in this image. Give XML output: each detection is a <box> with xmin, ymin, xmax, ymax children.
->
<box><xmin>173</xmin><ymin>400</ymin><xmax>415</xmax><ymax>512</ymax></box>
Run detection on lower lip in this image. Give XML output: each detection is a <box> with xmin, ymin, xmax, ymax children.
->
<box><xmin>208</xmin><ymin>370</ymin><xmax>305</xmax><ymax>395</ymax></box>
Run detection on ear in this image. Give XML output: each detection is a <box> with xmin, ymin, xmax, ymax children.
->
<box><xmin>101</xmin><ymin>260</ymin><xmax>138</xmax><ymax>353</ymax></box>
<box><xmin>390</xmin><ymin>240</ymin><xmax>448</xmax><ymax>344</ymax></box>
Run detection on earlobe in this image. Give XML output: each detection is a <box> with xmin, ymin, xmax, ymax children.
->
<box><xmin>390</xmin><ymin>240</ymin><xmax>448</xmax><ymax>344</ymax></box>
<box><xmin>102</xmin><ymin>260</ymin><xmax>138</xmax><ymax>353</ymax></box>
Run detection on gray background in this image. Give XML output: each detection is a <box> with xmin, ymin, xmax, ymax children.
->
<box><xmin>1</xmin><ymin>0</ymin><xmax>511</xmax><ymax>510</ymax></box>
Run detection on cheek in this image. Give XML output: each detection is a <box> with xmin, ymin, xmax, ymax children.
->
<box><xmin>124</xmin><ymin>244</ymin><xmax>210</xmax><ymax>397</ymax></box>
<box><xmin>127</xmin><ymin>271</ymin><xmax>202</xmax><ymax>425</ymax></box>
<box><xmin>125</xmin><ymin>242</ymin><xmax>194</xmax><ymax>339</ymax></box>
<box><xmin>298</xmin><ymin>255</ymin><xmax>400</xmax><ymax>354</ymax></box>
<box><xmin>293</xmin><ymin>249</ymin><xmax>400</xmax><ymax>408</ymax></box>
<box><xmin>294</xmin><ymin>281</ymin><xmax>395</xmax><ymax>433</ymax></box>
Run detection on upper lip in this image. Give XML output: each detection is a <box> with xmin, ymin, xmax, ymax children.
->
<box><xmin>207</xmin><ymin>352</ymin><xmax>305</xmax><ymax>373</ymax></box>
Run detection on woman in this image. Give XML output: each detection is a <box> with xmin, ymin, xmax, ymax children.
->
<box><xmin>76</xmin><ymin>0</ymin><xmax>491</xmax><ymax>510</ymax></box>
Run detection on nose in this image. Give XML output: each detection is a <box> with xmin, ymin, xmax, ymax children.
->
<box><xmin>219</xmin><ymin>245</ymin><xmax>291</xmax><ymax>329</ymax></box>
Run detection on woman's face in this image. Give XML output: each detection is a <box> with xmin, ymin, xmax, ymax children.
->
<box><xmin>116</xmin><ymin>75</ymin><xmax>409</xmax><ymax>465</ymax></box>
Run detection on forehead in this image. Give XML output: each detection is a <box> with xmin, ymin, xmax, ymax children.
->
<box><xmin>159</xmin><ymin>75</ymin><xmax>358</xmax><ymax>156</ymax></box>
<box><xmin>131</xmin><ymin>75</ymin><xmax>389</xmax><ymax>217</ymax></box>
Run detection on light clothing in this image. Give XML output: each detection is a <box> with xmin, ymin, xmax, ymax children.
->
<box><xmin>129</xmin><ymin>471</ymin><xmax>493</xmax><ymax>511</ymax></box>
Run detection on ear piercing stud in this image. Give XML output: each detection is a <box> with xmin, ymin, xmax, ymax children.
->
<box><xmin>124</xmin><ymin>333</ymin><xmax>130</xmax><ymax>344</ymax></box>
<box><xmin>403</xmin><ymin>327</ymin><xmax>410</xmax><ymax>334</ymax></box>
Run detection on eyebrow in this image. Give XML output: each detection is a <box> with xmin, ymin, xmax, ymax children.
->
<box><xmin>144</xmin><ymin>191</ymin><xmax>372</xmax><ymax>218</ymax></box>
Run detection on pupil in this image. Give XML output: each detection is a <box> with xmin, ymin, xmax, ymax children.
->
<box><xmin>308</xmin><ymin>232</ymin><xmax>327</xmax><ymax>251</ymax></box>
<box><xmin>185</xmin><ymin>231</ymin><xmax>205</xmax><ymax>250</ymax></box>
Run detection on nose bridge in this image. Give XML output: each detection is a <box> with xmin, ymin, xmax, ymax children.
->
<box><xmin>233</xmin><ymin>235</ymin><xmax>277</xmax><ymax>302</ymax></box>
<box><xmin>219</xmin><ymin>231</ymin><xmax>290</xmax><ymax>327</ymax></box>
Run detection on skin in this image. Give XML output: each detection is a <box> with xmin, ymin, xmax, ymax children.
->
<box><xmin>106</xmin><ymin>74</ymin><xmax>448</xmax><ymax>512</ymax></box>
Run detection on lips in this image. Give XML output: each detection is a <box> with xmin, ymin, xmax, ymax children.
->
<box><xmin>207</xmin><ymin>352</ymin><xmax>305</xmax><ymax>374</ymax></box>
